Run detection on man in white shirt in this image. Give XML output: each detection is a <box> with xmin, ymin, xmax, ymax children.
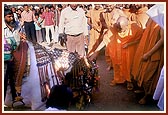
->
<box><xmin>58</xmin><ymin>4</ymin><xmax>88</xmax><ymax>57</ymax></box>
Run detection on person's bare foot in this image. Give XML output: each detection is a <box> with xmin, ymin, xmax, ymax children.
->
<box><xmin>138</xmin><ymin>97</ymin><xmax>146</xmax><ymax>105</ymax></box>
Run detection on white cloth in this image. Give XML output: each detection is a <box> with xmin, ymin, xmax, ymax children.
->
<box><xmin>4</xmin><ymin>25</ymin><xmax>20</xmax><ymax>45</ymax></box>
<box><xmin>58</xmin><ymin>6</ymin><xmax>88</xmax><ymax>36</ymax></box>
<box><xmin>45</xmin><ymin>107</ymin><xmax>66</xmax><ymax>111</ymax></box>
<box><xmin>153</xmin><ymin>66</ymin><xmax>164</xmax><ymax>111</ymax></box>
<box><xmin>146</xmin><ymin>4</ymin><xmax>164</xmax><ymax>29</ymax></box>
<box><xmin>45</xmin><ymin>25</ymin><xmax>55</xmax><ymax>43</ymax></box>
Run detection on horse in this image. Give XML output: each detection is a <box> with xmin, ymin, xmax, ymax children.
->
<box><xmin>4</xmin><ymin>41</ymin><xmax>99</xmax><ymax>111</ymax></box>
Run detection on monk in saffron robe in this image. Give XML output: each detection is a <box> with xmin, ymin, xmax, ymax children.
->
<box><xmin>122</xmin><ymin>4</ymin><xmax>149</xmax><ymax>30</ymax></box>
<box><xmin>135</xmin><ymin>4</ymin><xmax>149</xmax><ymax>29</ymax></box>
<box><xmin>86</xmin><ymin>4</ymin><xmax>104</xmax><ymax>53</ymax></box>
<box><xmin>106</xmin><ymin>16</ymin><xmax>143</xmax><ymax>90</ymax></box>
<box><xmin>131</xmin><ymin>18</ymin><xmax>164</xmax><ymax>104</ymax></box>
<box><xmin>88</xmin><ymin>5</ymin><xmax>127</xmax><ymax>70</ymax></box>
<box><xmin>91</xmin><ymin>4</ymin><xmax>114</xmax><ymax>70</ymax></box>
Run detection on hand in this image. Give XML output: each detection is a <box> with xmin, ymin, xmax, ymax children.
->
<box><xmin>142</xmin><ymin>53</ymin><xmax>151</xmax><ymax>61</ymax></box>
<box><xmin>19</xmin><ymin>32</ymin><xmax>27</xmax><ymax>42</ymax></box>
<box><xmin>58</xmin><ymin>33</ymin><xmax>65</xmax><ymax>39</ymax></box>
<box><xmin>88</xmin><ymin>51</ymin><xmax>99</xmax><ymax>61</ymax></box>
<box><xmin>123</xmin><ymin>43</ymin><xmax>128</xmax><ymax>49</ymax></box>
<box><xmin>84</xmin><ymin>35</ymin><xmax>89</xmax><ymax>46</ymax></box>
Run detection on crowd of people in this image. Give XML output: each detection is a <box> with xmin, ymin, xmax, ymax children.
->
<box><xmin>3</xmin><ymin>3</ymin><xmax>164</xmax><ymax>111</ymax></box>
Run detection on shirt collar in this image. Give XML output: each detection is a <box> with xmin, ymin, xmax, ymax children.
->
<box><xmin>4</xmin><ymin>23</ymin><xmax>17</xmax><ymax>33</ymax></box>
<box><xmin>4</xmin><ymin>25</ymin><xmax>7</xmax><ymax>30</ymax></box>
<box><xmin>69</xmin><ymin>6</ymin><xmax>79</xmax><ymax>12</ymax></box>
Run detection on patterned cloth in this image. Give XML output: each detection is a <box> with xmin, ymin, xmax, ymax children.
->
<box><xmin>4</xmin><ymin>36</ymin><xmax>17</xmax><ymax>61</ymax></box>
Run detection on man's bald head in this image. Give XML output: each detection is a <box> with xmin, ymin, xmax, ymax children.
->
<box><xmin>115</xmin><ymin>16</ymin><xmax>129</xmax><ymax>32</ymax></box>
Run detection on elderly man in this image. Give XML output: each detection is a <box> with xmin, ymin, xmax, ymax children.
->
<box><xmin>58</xmin><ymin>4</ymin><xmax>88</xmax><ymax>57</ymax></box>
<box><xmin>107</xmin><ymin>16</ymin><xmax>143</xmax><ymax>90</ymax></box>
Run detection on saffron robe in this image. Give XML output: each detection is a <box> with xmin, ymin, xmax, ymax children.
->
<box><xmin>106</xmin><ymin>23</ymin><xmax>143</xmax><ymax>83</ymax></box>
<box><xmin>86</xmin><ymin>9</ymin><xmax>103</xmax><ymax>52</ymax></box>
<box><xmin>131</xmin><ymin>20</ymin><xmax>164</xmax><ymax>95</ymax></box>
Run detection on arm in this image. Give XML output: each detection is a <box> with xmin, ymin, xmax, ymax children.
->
<box><xmin>142</xmin><ymin>28</ymin><xmax>164</xmax><ymax>61</ymax></box>
<box><xmin>88</xmin><ymin>28</ymin><xmax>108</xmax><ymax>56</ymax></box>
<box><xmin>21</xmin><ymin>12</ymin><xmax>25</xmax><ymax>26</ymax></box>
<box><xmin>58</xmin><ymin>10</ymin><xmax>65</xmax><ymax>34</ymax></box>
<box><xmin>123</xmin><ymin>39</ymin><xmax>140</xmax><ymax>48</ymax></box>
<box><xmin>123</xmin><ymin>23</ymin><xmax>143</xmax><ymax>48</ymax></box>
<box><xmin>32</xmin><ymin>12</ymin><xmax>37</xmax><ymax>22</ymax></box>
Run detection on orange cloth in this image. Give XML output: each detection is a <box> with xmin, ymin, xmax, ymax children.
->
<box><xmin>107</xmin><ymin>23</ymin><xmax>143</xmax><ymax>83</ymax></box>
<box><xmin>131</xmin><ymin>20</ymin><xmax>164</xmax><ymax>95</ymax></box>
<box><xmin>86</xmin><ymin>9</ymin><xmax>103</xmax><ymax>52</ymax></box>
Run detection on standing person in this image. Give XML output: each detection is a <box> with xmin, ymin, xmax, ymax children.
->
<box><xmin>39</xmin><ymin>11</ymin><xmax>46</xmax><ymax>43</ymax></box>
<box><xmin>42</xmin><ymin>5</ymin><xmax>55</xmax><ymax>44</ymax></box>
<box><xmin>4</xmin><ymin>8</ymin><xmax>26</xmax><ymax>102</ymax></box>
<box><xmin>134</xmin><ymin>4</ymin><xmax>149</xmax><ymax>29</ymax></box>
<box><xmin>88</xmin><ymin>4</ymin><xmax>127</xmax><ymax>70</ymax></box>
<box><xmin>4</xmin><ymin>8</ymin><xmax>18</xmax><ymax>102</ymax></box>
<box><xmin>86</xmin><ymin>4</ymin><xmax>103</xmax><ymax>54</ymax></box>
<box><xmin>106</xmin><ymin>16</ymin><xmax>143</xmax><ymax>90</ymax></box>
<box><xmin>58</xmin><ymin>4</ymin><xmax>88</xmax><ymax>57</ymax></box>
<box><xmin>11</xmin><ymin>7</ymin><xmax>19</xmax><ymax>24</ymax></box>
<box><xmin>88</xmin><ymin>4</ymin><xmax>113</xmax><ymax>67</ymax></box>
<box><xmin>21</xmin><ymin>4</ymin><xmax>37</xmax><ymax>42</ymax></box>
<box><xmin>54</xmin><ymin>4</ymin><xmax>63</xmax><ymax>43</ymax></box>
<box><xmin>131</xmin><ymin>6</ymin><xmax>164</xmax><ymax>105</ymax></box>
<box><xmin>16</xmin><ymin>9</ymin><xmax>22</xmax><ymax>20</ymax></box>
<box><xmin>34</xmin><ymin>13</ymin><xmax>43</xmax><ymax>43</ymax></box>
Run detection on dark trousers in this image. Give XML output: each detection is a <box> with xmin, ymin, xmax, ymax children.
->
<box><xmin>24</xmin><ymin>21</ymin><xmax>37</xmax><ymax>42</ymax></box>
<box><xmin>41</xmin><ymin>28</ymin><xmax>46</xmax><ymax>42</ymax></box>
<box><xmin>4</xmin><ymin>61</ymin><xmax>17</xmax><ymax>101</ymax></box>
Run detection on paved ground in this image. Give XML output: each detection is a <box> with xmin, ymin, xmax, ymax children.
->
<box><xmin>69</xmin><ymin>48</ymin><xmax>160</xmax><ymax>111</ymax></box>
<box><xmin>4</xmin><ymin>48</ymin><xmax>161</xmax><ymax>112</ymax></box>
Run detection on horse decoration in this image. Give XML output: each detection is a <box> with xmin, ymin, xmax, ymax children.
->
<box><xmin>6</xmin><ymin>40</ymin><xmax>100</xmax><ymax>110</ymax></box>
<box><xmin>33</xmin><ymin>43</ymin><xmax>100</xmax><ymax>110</ymax></box>
<box><xmin>64</xmin><ymin>57</ymin><xmax>99</xmax><ymax>110</ymax></box>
